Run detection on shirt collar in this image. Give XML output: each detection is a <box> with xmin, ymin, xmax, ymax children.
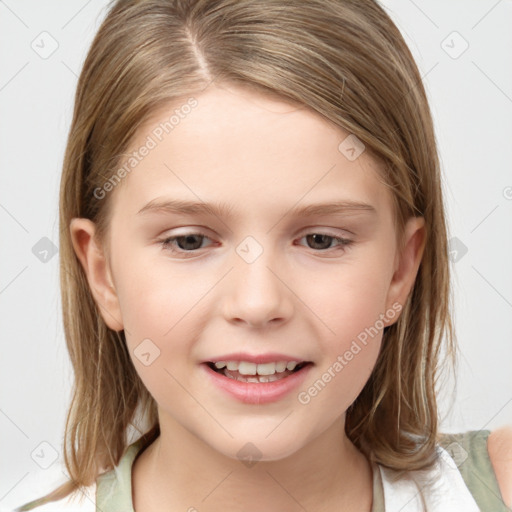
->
<box><xmin>96</xmin><ymin>438</ymin><xmax>385</xmax><ymax>512</ymax></box>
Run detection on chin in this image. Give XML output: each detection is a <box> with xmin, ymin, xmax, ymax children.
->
<box><xmin>208</xmin><ymin>432</ymin><xmax>309</xmax><ymax>464</ymax></box>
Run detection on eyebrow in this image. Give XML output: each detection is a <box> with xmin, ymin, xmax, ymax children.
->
<box><xmin>136</xmin><ymin>198</ymin><xmax>377</xmax><ymax>218</ymax></box>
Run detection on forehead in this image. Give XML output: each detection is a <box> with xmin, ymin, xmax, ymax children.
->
<box><xmin>110</xmin><ymin>84</ymin><xmax>392</xmax><ymax>221</ymax></box>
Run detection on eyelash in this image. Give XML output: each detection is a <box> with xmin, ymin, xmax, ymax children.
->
<box><xmin>158</xmin><ymin>231</ymin><xmax>354</xmax><ymax>257</ymax></box>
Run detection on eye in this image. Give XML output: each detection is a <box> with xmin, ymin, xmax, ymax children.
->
<box><xmin>297</xmin><ymin>232</ymin><xmax>353</xmax><ymax>251</ymax></box>
<box><xmin>158</xmin><ymin>230</ymin><xmax>353</xmax><ymax>257</ymax></box>
<box><xmin>159</xmin><ymin>233</ymin><xmax>212</xmax><ymax>255</ymax></box>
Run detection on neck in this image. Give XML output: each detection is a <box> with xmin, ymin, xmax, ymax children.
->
<box><xmin>132</xmin><ymin>413</ymin><xmax>373</xmax><ymax>512</ymax></box>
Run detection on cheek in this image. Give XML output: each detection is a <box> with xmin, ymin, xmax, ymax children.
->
<box><xmin>299</xmin><ymin>252</ymin><xmax>393</xmax><ymax>340</ymax></box>
<box><xmin>298</xmin><ymin>283</ymin><xmax>385</xmax><ymax>418</ymax></box>
<box><xmin>114</xmin><ymin>246</ymin><xmax>207</xmax><ymax>334</ymax></box>
<box><xmin>294</xmin><ymin>251</ymin><xmax>393</xmax><ymax>410</ymax></box>
<box><xmin>115</xmin><ymin>262</ymin><xmax>206</xmax><ymax>408</ymax></box>
<box><xmin>112</xmin><ymin>251</ymin><xmax>208</xmax><ymax>382</ymax></box>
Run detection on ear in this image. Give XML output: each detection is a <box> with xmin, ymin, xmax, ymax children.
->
<box><xmin>384</xmin><ymin>216</ymin><xmax>426</xmax><ymax>325</ymax></box>
<box><xmin>69</xmin><ymin>218</ymin><xmax>124</xmax><ymax>331</ymax></box>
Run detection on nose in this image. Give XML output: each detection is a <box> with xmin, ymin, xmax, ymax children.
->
<box><xmin>220</xmin><ymin>244</ymin><xmax>294</xmax><ymax>329</ymax></box>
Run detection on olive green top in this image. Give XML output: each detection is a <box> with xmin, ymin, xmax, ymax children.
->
<box><xmin>95</xmin><ymin>430</ymin><xmax>507</xmax><ymax>512</ymax></box>
<box><xmin>437</xmin><ymin>430</ymin><xmax>510</xmax><ymax>512</ymax></box>
<box><xmin>15</xmin><ymin>430</ymin><xmax>509</xmax><ymax>511</ymax></box>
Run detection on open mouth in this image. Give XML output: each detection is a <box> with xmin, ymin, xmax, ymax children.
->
<box><xmin>206</xmin><ymin>361</ymin><xmax>311</xmax><ymax>383</ymax></box>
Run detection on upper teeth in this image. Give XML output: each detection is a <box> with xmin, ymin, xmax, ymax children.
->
<box><xmin>213</xmin><ymin>361</ymin><xmax>300</xmax><ymax>375</ymax></box>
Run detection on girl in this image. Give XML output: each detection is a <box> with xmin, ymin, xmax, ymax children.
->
<box><xmin>15</xmin><ymin>0</ymin><xmax>511</xmax><ymax>510</ymax></box>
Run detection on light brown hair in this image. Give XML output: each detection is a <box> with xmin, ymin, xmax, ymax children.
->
<box><xmin>17</xmin><ymin>0</ymin><xmax>454</xmax><ymax>508</ymax></box>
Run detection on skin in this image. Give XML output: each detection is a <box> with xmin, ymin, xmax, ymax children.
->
<box><xmin>488</xmin><ymin>426</ymin><xmax>512</xmax><ymax>507</ymax></box>
<box><xmin>71</xmin><ymin>83</ymin><xmax>429</xmax><ymax>511</ymax></box>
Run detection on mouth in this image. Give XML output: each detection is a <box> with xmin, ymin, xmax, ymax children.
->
<box><xmin>205</xmin><ymin>360</ymin><xmax>312</xmax><ymax>383</ymax></box>
<box><xmin>201</xmin><ymin>354</ymin><xmax>314</xmax><ymax>404</ymax></box>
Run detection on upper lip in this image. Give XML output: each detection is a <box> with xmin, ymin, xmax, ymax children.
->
<box><xmin>203</xmin><ymin>352</ymin><xmax>311</xmax><ymax>364</ymax></box>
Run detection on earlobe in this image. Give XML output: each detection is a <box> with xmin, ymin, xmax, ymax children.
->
<box><xmin>384</xmin><ymin>217</ymin><xmax>426</xmax><ymax>325</ymax></box>
<box><xmin>69</xmin><ymin>218</ymin><xmax>124</xmax><ymax>331</ymax></box>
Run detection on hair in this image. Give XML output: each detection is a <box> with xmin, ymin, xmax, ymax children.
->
<box><xmin>17</xmin><ymin>0</ymin><xmax>455</xmax><ymax>508</ymax></box>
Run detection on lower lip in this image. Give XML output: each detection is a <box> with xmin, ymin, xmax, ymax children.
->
<box><xmin>201</xmin><ymin>363</ymin><xmax>313</xmax><ymax>404</ymax></box>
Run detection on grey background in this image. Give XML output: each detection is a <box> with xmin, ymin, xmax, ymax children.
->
<box><xmin>1</xmin><ymin>0</ymin><xmax>511</xmax><ymax>508</ymax></box>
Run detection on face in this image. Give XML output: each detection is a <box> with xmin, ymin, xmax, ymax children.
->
<box><xmin>74</xmin><ymin>83</ymin><xmax>424</xmax><ymax>461</ymax></box>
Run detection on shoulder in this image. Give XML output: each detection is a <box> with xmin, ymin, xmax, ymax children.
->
<box><xmin>438</xmin><ymin>428</ymin><xmax>512</xmax><ymax>510</ymax></box>
<box><xmin>487</xmin><ymin>426</ymin><xmax>512</xmax><ymax>507</ymax></box>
